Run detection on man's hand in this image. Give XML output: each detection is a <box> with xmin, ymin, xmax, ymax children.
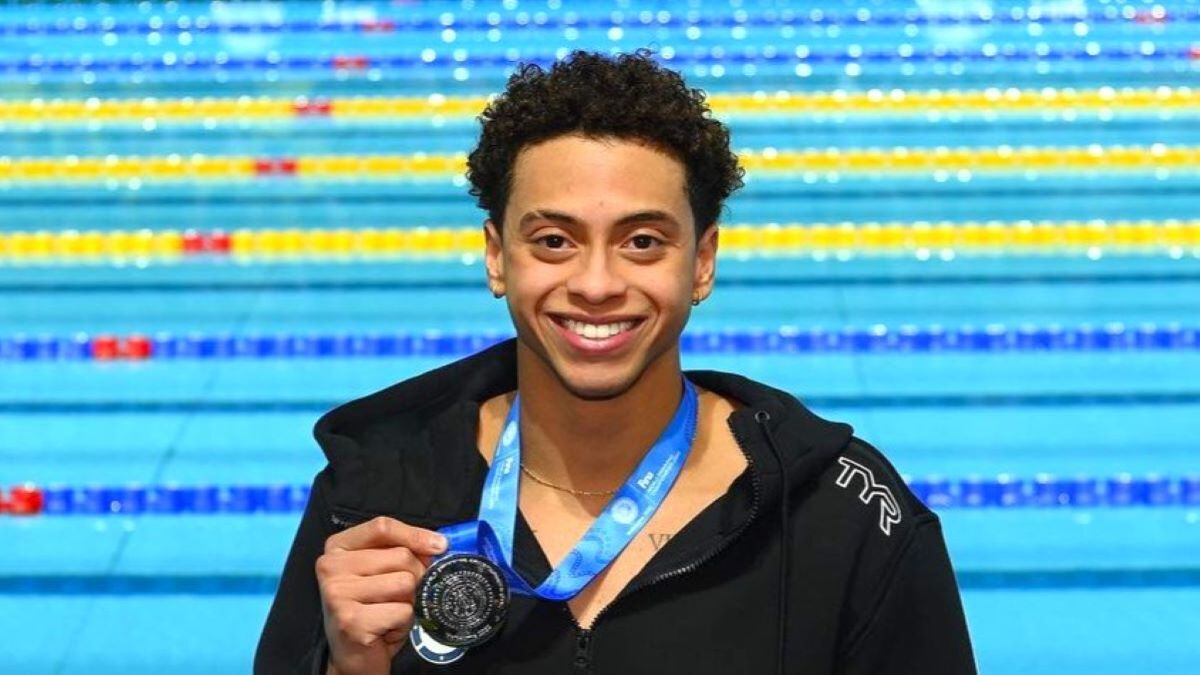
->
<box><xmin>317</xmin><ymin>517</ymin><xmax>448</xmax><ymax>675</ymax></box>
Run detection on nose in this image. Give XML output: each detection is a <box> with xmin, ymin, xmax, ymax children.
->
<box><xmin>565</xmin><ymin>246</ymin><xmax>627</xmax><ymax>305</ymax></box>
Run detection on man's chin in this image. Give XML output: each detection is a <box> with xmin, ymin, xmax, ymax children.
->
<box><xmin>517</xmin><ymin>335</ymin><xmax>664</xmax><ymax>402</ymax></box>
<box><xmin>556</xmin><ymin>374</ymin><xmax>635</xmax><ymax>402</ymax></box>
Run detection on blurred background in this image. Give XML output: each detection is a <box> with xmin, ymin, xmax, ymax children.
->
<box><xmin>2</xmin><ymin>0</ymin><xmax>1199</xmax><ymax>672</ymax></box>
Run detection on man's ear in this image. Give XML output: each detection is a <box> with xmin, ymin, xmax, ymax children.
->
<box><xmin>484</xmin><ymin>220</ymin><xmax>505</xmax><ymax>298</ymax></box>
<box><xmin>693</xmin><ymin>224</ymin><xmax>718</xmax><ymax>303</ymax></box>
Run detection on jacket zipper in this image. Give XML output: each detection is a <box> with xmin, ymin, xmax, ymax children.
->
<box><xmin>567</xmin><ymin>414</ymin><xmax>767</xmax><ymax>665</ymax></box>
<box><xmin>573</xmin><ymin>630</ymin><xmax>593</xmax><ymax>672</ymax></box>
<box><xmin>329</xmin><ymin>510</ymin><xmax>363</xmax><ymax>530</ymax></box>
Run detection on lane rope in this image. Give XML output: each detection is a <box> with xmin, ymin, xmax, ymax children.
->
<box><xmin>3</xmin><ymin>473</ymin><xmax>1198</xmax><ymax>516</ymax></box>
<box><xmin>3</xmin><ymin>146</ymin><xmax>1200</xmax><ymax>183</ymax></box>
<box><xmin>1</xmin><ymin>7</ymin><xmax>1193</xmax><ymax>37</ymax></box>
<box><xmin>1</xmin><ymin>324</ymin><xmax>1198</xmax><ymax>362</ymax></box>
<box><xmin>4</xmin><ymin>87</ymin><xmax>1200</xmax><ymax>125</ymax></box>
<box><xmin>4</xmin><ymin>221</ymin><xmax>1199</xmax><ymax>265</ymax></box>
<box><xmin>1</xmin><ymin>44</ymin><xmax>1197</xmax><ymax>79</ymax></box>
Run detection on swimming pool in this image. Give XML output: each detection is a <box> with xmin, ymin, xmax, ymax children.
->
<box><xmin>3</xmin><ymin>1</ymin><xmax>1200</xmax><ymax>673</ymax></box>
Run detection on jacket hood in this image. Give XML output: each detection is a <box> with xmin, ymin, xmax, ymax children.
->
<box><xmin>313</xmin><ymin>338</ymin><xmax>855</xmax><ymax>514</ymax></box>
<box><xmin>687</xmin><ymin>367</ymin><xmax>855</xmax><ymax>500</ymax></box>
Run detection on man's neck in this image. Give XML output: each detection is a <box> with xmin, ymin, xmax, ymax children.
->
<box><xmin>514</xmin><ymin>345</ymin><xmax>684</xmax><ymax>493</ymax></box>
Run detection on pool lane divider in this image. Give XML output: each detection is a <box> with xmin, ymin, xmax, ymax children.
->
<box><xmin>12</xmin><ymin>392</ymin><xmax>1200</xmax><ymax>415</ymax></box>
<box><xmin>5</xmin><ymin>146</ymin><xmax>1200</xmax><ymax>184</ymax></box>
<box><xmin>1</xmin><ymin>44</ymin><xmax>1198</xmax><ymax>78</ymax></box>
<box><xmin>8</xmin><ymin>567</ymin><xmax>1200</xmax><ymax>595</ymax></box>
<box><xmin>2</xmin><ymin>324</ymin><xmax>1198</xmax><ymax>362</ymax></box>
<box><xmin>5</xmin><ymin>87</ymin><xmax>1200</xmax><ymax>126</ymax></box>
<box><xmin>2</xmin><ymin>7</ymin><xmax>1195</xmax><ymax>38</ymax></box>
<box><xmin>2</xmin><ymin>474</ymin><xmax>1198</xmax><ymax>517</ymax></box>
<box><xmin>7</xmin><ymin>568</ymin><xmax>1200</xmax><ymax>594</ymax></box>
<box><xmin>3</xmin><ymin>221</ymin><xmax>1200</xmax><ymax>264</ymax></box>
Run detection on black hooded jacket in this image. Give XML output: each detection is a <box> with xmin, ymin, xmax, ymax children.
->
<box><xmin>255</xmin><ymin>340</ymin><xmax>976</xmax><ymax>674</ymax></box>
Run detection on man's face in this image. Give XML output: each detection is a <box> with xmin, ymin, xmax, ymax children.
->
<box><xmin>484</xmin><ymin>133</ymin><xmax>717</xmax><ymax>400</ymax></box>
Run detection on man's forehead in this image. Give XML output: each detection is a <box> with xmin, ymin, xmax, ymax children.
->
<box><xmin>509</xmin><ymin>136</ymin><xmax>688</xmax><ymax>203</ymax></box>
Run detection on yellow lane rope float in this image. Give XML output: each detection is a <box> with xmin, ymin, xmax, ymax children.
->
<box><xmin>0</xmin><ymin>145</ymin><xmax>1197</xmax><ymax>183</ymax></box>
<box><xmin>3</xmin><ymin>221</ymin><xmax>1198</xmax><ymax>264</ymax></box>
<box><xmin>1</xmin><ymin>87</ymin><xmax>1198</xmax><ymax>124</ymax></box>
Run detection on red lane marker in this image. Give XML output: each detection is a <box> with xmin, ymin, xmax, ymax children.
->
<box><xmin>332</xmin><ymin>55</ymin><xmax>369</xmax><ymax>70</ymax></box>
<box><xmin>360</xmin><ymin>19</ymin><xmax>396</xmax><ymax>33</ymax></box>
<box><xmin>293</xmin><ymin>98</ymin><xmax>333</xmax><ymax>116</ymax></box>
<box><xmin>207</xmin><ymin>230</ymin><xmax>232</xmax><ymax>253</ymax></box>
<box><xmin>92</xmin><ymin>335</ymin><xmax>119</xmax><ymax>360</ymax></box>
<box><xmin>0</xmin><ymin>489</ymin><xmax>10</xmax><ymax>514</ymax></box>
<box><xmin>254</xmin><ymin>158</ymin><xmax>299</xmax><ymax>176</ymax></box>
<box><xmin>122</xmin><ymin>334</ymin><xmax>152</xmax><ymax>360</ymax></box>
<box><xmin>1191</xmin><ymin>45</ymin><xmax>1200</xmax><ymax>60</ymax></box>
<box><xmin>183</xmin><ymin>229</ymin><xmax>204</xmax><ymax>254</ymax></box>
<box><xmin>9</xmin><ymin>485</ymin><xmax>44</xmax><ymax>516</ymax></box>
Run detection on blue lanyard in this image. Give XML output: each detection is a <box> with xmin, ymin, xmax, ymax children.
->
<box><xmin>439</xmin><ymin>378</ymin><xmax>699</xmax><ymax>601</ymax></box>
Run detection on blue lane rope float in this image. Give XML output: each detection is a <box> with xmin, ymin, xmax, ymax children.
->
<box><xmin>1</xmin><ymin>8</ymin><xmax>1195</xmax><ymax>36</ymax></box>
<box><xmin>1</xmin><ymin>324</ymin><xmax>1197</xmax><ymax>362</ymax></box>
<box><xmin>20</xmin><ymin>483</ymin><xmax>312</xmax><ymax>516</ymax></box>
<box><xmin>4</xmin><ymin>474</ymin><xmax>1197</xmax><ymax>516</ymax></box>
<box><xmin>10</xmin><ymin>392</ymin><xmax>1200</xmax><ymax>415</ymax></box>
<box><xmin>2</xmin><ymin>44</ymin><xmax>1196</xmax><ymax>77</ymax></box>
<box><xmin>5</xmin><ymin>568</ymin><xmax>1200</xmax><ymax>595</ymax></box>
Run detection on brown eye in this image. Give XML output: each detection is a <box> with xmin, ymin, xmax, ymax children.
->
<box><xmin>539</xmin><ymin>235</ymin><xmax>567</xmax><ymax>249</ymax></box>
<box><xmin>630</xmin><ymin>234</ymin><xmax>661</xmax><ymax>250</ymax></box>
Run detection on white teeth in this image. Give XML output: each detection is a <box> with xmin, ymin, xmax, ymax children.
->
<box><xmin>563</xmin><ymin>319</ymin><xmax>635</xmax><ymax>340</ymax></box>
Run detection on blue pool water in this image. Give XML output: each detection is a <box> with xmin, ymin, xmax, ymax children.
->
<box><xmin>3</xmin><ymin>1</ymin><xmax>1200</xmax><ymax>673</ymax></box>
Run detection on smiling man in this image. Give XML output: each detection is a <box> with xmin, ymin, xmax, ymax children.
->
<box><xmin>256</xmin><ymin>51</ymin><xmax>976</xmax><ymax>675</ymax></box>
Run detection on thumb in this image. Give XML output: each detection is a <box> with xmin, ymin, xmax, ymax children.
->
<box><xmin>411</xmin><ymin>527</ymin><xmax>448</xmax><ymax>558</ymax></box>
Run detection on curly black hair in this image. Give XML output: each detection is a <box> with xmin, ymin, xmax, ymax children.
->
<box><xmin>467</xmin><ymin>49</ymin><xmax>744</xmax><ymax>235</ymax></box>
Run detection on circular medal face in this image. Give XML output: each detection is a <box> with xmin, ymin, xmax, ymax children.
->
<box><xmin>414</xmin><ymin>554</ymin><xmax>510</xmax><ymax>648</ymax></box>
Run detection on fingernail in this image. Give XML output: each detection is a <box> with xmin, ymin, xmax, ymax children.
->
<box><xmin>430</xmin><ymin>534</ymin><xmax>447</xmax><ymax>552</ymax></box>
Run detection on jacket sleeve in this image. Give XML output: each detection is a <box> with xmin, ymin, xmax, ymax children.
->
<box><xmin>254</xmin><ymin>473</ymin><xmax>334</xmax><ymax>675</ymax></box>
<box><xmin>837</xmin><ymin>518</ymin><xmax>977</xmax><ymax>675</ymax></box>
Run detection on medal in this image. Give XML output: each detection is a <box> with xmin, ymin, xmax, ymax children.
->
<box><xmin>411</xmin><ymin>379</ymin><xmax>699</xmax><ymax>665</ymax></box>
<box><xmin>414</xmin><ymin>554</ymin><xmax>510</xmax><ymax>647</ymax></box>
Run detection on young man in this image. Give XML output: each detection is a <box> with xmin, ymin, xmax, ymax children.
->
<box><xmin>256</xmin><ymin>51</ymin><xmax>976</xmax><ymax>674</ymax></box>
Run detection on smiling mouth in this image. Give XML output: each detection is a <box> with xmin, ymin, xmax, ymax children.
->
<box><xmin>553</xmin><ymin>317</ymin><xmax>642</xmax><ymax>341</ymax></box>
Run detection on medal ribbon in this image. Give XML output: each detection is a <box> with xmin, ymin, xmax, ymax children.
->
<box><xmin>436</xmin><ymin>378</ymin><xmax>699</xmax><ymax>602</ymax></box>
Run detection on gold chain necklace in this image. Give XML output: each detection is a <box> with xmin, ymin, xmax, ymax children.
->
<box><xmin>519</xmin><ymin>463</ymin><xmax>619</xmax><ymax>497</ymax></box>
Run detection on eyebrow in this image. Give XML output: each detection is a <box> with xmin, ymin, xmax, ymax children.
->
<box><xmin>518</xmin><ymin>209</ymin><xmax>682</xmax><ymax>230</ymax></box>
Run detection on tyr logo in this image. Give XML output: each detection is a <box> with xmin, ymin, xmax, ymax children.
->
<box><xmin>835</xmin><ymin>457</ymin><xmax>902</xmax><ymax>536</ymax></box>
